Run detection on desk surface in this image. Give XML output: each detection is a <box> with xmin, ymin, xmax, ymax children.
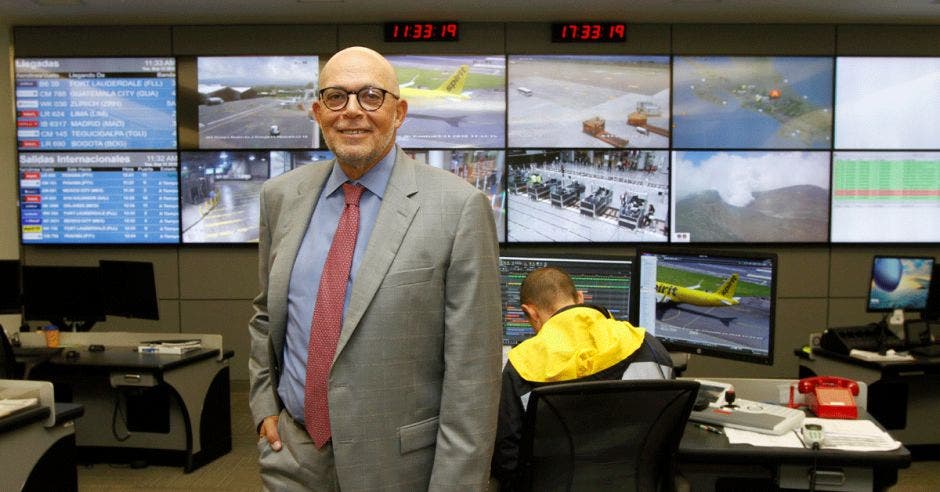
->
<box><xmin>679</xmin><ymin>418</ymin><xmax>911</xmax><ymax>469</ymax></box>
<box><xmin>810</xmin><ymin>347</ymin><xmax>940</xmax><ymax>374</ymax></box>
<box><xmin>19</xmin><ymin>347</ymin><xmax>220</xmax><ymax>372</ymax></box>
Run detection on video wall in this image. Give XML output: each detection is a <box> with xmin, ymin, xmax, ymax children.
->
<box><xmin>13</xmin><ymin>53</ymin><xmax>940</xmax><ymax>245</ymax></box>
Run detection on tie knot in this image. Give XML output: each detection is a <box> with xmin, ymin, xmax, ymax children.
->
<box><xmin>342</xmin><ymin>182</ymin><xmax>365</xmax><ymax>207</ymax></box>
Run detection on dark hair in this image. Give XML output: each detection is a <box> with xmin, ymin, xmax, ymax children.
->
<box><xmin>519</xmin><ymin>267</ymin><xmax>579</xmax><ymax>312</ymax></box>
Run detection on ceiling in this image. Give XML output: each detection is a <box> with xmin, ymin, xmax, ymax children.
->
<box><xmin>1</xmin><ymin>0</ymin><xmax>939</xmax><ymax>26</ymax></box>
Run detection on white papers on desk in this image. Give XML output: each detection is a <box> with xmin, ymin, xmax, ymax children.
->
<box><xmin>723</xmin><ymin>418</ymin><xmax>901</xmax><ymax>452</ymax></box>
<box><xmin>0</xmin><ymin>397</ymin><xmax>40</xmax><ymax>418</ymax></box>
<box><xmin>849</xmin><ymin>349</ymin><xmax>914</xmax><ymax>362</ymax></box>
<box><xmin>724</xmin><ymin>427</ymin><xmax>804</xmax><ymax>448</ymax></box>
<box><xmin>804</xmin><ymin>417</ymin><xmax>902</xmax><ymax>452</ymax></box>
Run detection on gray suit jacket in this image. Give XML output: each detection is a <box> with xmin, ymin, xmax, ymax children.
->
<box><xmin>249</xmin><ymin>148</ymin><xmax>503</xmax><ymax>490</ymax></box>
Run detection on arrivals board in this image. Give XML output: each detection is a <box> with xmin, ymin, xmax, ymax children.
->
<box><xmin>14</xmin><ymin>57</ymin><xmax>177</xmax><ymax>150</ymax></box>
<box><xmin>19</xmin><ymin>152</ymin><xmax>180</xmax><ymax>244</ymax></box>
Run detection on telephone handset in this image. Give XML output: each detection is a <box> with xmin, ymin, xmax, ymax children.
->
<box><xmin>797</xmin><ymin>376</ymin><xmax>859</xmax><ymax>419</ymax></box>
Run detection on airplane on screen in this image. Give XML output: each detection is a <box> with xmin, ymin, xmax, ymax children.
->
<box><xmin>655</xmin><ymin>273</ymin><xmax>740</xmax><ymax>307</ymax></box>
<box><xmin>399</xmin><ymin>64</ymin><xmax>471</xmax><ymax>101</ymax></box>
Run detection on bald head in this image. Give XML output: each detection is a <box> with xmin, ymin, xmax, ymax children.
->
<box><xmin>320</xmin><ymin>46</ymin><xmax>399</xmax><ymax>97</ymax></box>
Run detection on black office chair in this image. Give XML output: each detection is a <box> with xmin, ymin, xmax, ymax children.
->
<box><xmin>516</xmin><ymin>379</ymin><xmax>700</xmax><ymax>492</ymax></box>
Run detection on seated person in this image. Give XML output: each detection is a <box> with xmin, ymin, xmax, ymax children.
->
<box><xmin>491</xmin><ymin>266</ymin><xmax>674</xmax><ymax>488</ymax></box>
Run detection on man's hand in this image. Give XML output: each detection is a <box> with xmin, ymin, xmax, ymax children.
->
<box><xmin>259</xmin><ymin>414</ymin><xmax>283</xmax><ymax>451</ymax></box>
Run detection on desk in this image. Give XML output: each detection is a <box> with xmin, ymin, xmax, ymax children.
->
<box><xmin>677</xmin><ymin>378</ymin><xmax>910</xmax><ymax>492</ymax></box>
<box><xmin>799</xmin><ymin>348</ymin><xmax>940</xmax><ymax>447</ymax></box>
<box><xmin>17</xmin><ymin>331</ymin><xmax>234</xmax><ymax>472</ymax></box>
<box><xmin>1</xmin><ymin>380</ymin><xmax>84</xmax><ymax>491</ymax></box>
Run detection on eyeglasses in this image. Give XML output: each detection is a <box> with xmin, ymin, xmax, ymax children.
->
<box><xmin>318</xmin><ymin>86</ymin><xmax>400</xmax><ymax>112</ymax></box>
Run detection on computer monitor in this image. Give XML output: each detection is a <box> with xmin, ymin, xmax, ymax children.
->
<box><xmin>22</xmin><ymin>265</ymin><xmax>105</xmax><ymax>331</ymax></box>
<box><xmin>633</xmin><ymin>248</ymin><xmax>777</xmax><ymax>365</ymax></box>
<box><xmin>867</xmin><ymin>256</ymin><xmax>935</xmax><ymax>315</ymax></box>
<box><xmin>0</xmin><ymin>260</ymin><xmax>21</xmax><ymax>314</ymax></box>
<box><xmin>499</xmin><ymin>255</ymin><xmax>634</xmax><ymax>346</ymax></box>
<box><xmin>100</xmin><ymin>260</ymin><xmax>159</xmax><ymax>320</ymax></box>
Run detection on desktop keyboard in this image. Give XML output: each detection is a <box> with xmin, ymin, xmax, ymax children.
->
<box><xmin>690</xmin><ymin>398</ymin><xmax>805</xmax><ymax>435</ymax></box>
<box><xmin>911</xmin><ymin>344</ymin><xmax>940</xmax><ymax>358</ymax></box>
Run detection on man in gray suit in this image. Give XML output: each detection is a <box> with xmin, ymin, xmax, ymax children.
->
<box><xmin>249</xmin><ymin>46</ymin><xmax>503</xmax><ymax>490</ymax></box>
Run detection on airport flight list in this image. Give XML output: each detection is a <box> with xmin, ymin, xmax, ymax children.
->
<box><xmin>19</xmin><ymin>152</ymin><xmax>180</xmax><ymax>244</ymax></box>
<box><xmin>14</xmin><ymin>57</ymin><xmax>177</xmax><ymax>150</ymax></box>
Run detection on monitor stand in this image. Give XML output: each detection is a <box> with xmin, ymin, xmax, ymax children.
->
<box><xmin>51</xmin><ymin>318</ymin><xmax>97</xmax><ymax>332</ymax></box>
<box><xmin>887</xmin><ymin>308</ymin><xmax>906</xmax><ymax>341</ymax></box>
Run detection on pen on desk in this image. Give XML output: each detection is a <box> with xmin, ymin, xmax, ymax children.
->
<box><xmin>694</xmin><ymin>423</ymin><xmax>724</xmax><ymax>435</ymax></box>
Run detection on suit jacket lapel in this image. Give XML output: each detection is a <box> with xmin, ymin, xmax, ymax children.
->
<box><xmin>269</xmin><ymin>163</ymin><xmax>331</xmax><ymax>354</ymax></box>
<box><xmin>336</xmin><ymin>149</ymin><xmax>420</xmax><ymax>358</ymax></box>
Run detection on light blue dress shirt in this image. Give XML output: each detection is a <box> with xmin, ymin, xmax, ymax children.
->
<box><xmin>279</xmin><ymin>150</ymin><xmax>396</xmax><ymax>423</ymax></box>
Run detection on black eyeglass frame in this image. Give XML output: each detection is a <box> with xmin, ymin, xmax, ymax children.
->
<box><xmin>317</xmin><ymin>86</ymin><xmax>400</xmax><ymax>112</ymax></box>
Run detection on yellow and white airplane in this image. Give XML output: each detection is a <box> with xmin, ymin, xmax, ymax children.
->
<box><xmin>655</xmin><ymin>273</ymin><xmax>740</xmax><ymax>307</ymax></box>
<box><xmin>399</xmin><ymin>64</ymin><xmax>471</xmax><ymax>101</ymax></box>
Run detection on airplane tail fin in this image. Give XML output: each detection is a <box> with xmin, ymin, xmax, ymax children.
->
<box><xmin>715</xmin><ymin>273</ymin><xmax>739</xmax><ymax>299</ymax></box>
<box><xmin>435</xmin><ymin>64</ymin><xmax>470</xmax><ymax>95</ymax></box>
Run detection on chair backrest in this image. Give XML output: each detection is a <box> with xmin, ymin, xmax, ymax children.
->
<box><xmin>517</xmin><ymin>379</ymin><xmax>700</xmax><ymax>492</ymax></box>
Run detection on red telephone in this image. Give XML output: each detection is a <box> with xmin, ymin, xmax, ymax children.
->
<box><xmin>798</xmin><ymin>376</ymin><xmax>859</xmax><ymax>419</ymax></box>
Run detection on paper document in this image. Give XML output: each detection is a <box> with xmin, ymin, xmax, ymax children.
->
<box><xmin>724</xmin><ymin>427</ymin><xmax>804</xmax><ymax>448</ymax></box>
<box><xmin>804</xmin><ymin>417</ymin><xmax>902</xmax><ymax>451</ymax></box>
<box><xmin>0</xmin><ymin>397</ymin><xmax>40</xmax><ymax>418</ymax></box>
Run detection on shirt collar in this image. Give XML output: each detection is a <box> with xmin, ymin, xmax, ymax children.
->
<box><xmin>324</xmin><ymin>147</ymin><xmax>397</xmax><ymax>199</ymax></box>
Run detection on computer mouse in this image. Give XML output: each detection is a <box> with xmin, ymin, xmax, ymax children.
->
<box><xmin>88</xmin><ymin>344</ymin><xmax>106</xmax><ymax>352</ymax></box>
<box><xmin>886</xmin><ymin>349</ymin><xmax>896</xmax><ymax>356</ymax></box>
<box><xmin>65</xmin><ymin>350</ymin><xmax>80</xmax><ymax>359</ymax></box>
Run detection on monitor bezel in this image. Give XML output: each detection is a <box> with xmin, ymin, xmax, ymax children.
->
<box><xmin>631</xmin><ymin>247</ymin><xmax>778</xmax><ymax>366</ymax></box>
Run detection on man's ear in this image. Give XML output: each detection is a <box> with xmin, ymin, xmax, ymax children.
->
<box><xmin>576</xmin><ymin>291</ymin><xmax>585</xmax><ymax>304</ymax></box>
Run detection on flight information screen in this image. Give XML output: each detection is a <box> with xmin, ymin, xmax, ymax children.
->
<box><xmin>14</xmin><ymin>57</ymin><xmax>177</xmax><ymax>150</ymax></box>
<box><xmin>19</xmin><ymin>152</ymin><xmax>180</xmax><ymax>244</ymax></box>
<box><xmin>499</xmin><ymin>255</ymin><xmax>633</xmax><ymax>346</ymax></box>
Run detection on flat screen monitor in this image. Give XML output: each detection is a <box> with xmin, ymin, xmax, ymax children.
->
<box><xmin>507</xmin><ymin>55</ymin><xmax>670</xmax><ymax>148</ymax></box>
<box><xmin>14</xmin><ymin>57</ymin><xmax>177</xmax><ymax>150</ymax></box>
<box><xmin>670</xmin><ymin>150</ymin><xmax>830</xmax><ymax>243</ymax></box>
<box><xmin>672</xmin><ymin>56</ymin><xmax>833</xmax><ymax>149</ymax></box>
<box><xmin>405</xmin><ymin>149</ymin><xmax>506</xmax><ymax>242</ymax></box>
<box><xmin>180</xmin><ymin>150</ymin><xmax>333</xmax><ymax>243</ymax></box>
<box><xmin>197</xmin><ymin>55</ymin><xmax>319</xmax><ymax>149</ymax></box>
<box><xmin>99</xmin><ymin>260</ymin><xmax>159</xmax><ymax>320</ymax></box>
<box><xmin>830</xmin><ymin>151</ymin><xmax>940</xmax><ymax>243</ymax></box>
<box><xmin>506</xmin><ymin>149</ymin><xmax>670</xmax><ymax>243</ymax></box>
<box><xmin>387</xmin><ymin>55</ymin><xmax>505</xmax><ymax>148</ymax></box>
<box><xmin>19</xmin><ymin>151</ymin><xmax>179</xmax><ymax>244</ymax></box>
<box><xmin>633</xmin><ymin>248</ymin><xmax>777</xmax><ymax>365</ymax></box>
<box><xmin>22</xmin><ymin>265</ymin><xmax>105</xmax><ymax>331</ymax></box>
<box><xmin>499</xmin><ymin>255</ymin><xmax>633</xmax><ymax>346</ymax></box>
<box><xmin>835</xmin><ymin>57</ymin><xmax>940</xmax><ymax>150</ymax></box>
<box><xmin>867</xmin><ymin>256</ymin><xmax>935</xmax><ymax>313</ymax></box>
<box><xmin>0</xmin><ymin>260</ymin><xmax>21</xmax><ymax>315</ymax></box>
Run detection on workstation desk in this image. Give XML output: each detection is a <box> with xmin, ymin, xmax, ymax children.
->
<box><xmin>677</xmin><ymin>378</ymin><xmax>910</xmax><ymax>492</ymax></box>
<box><xmin>15</xmin><ymin>331</ymin><xmax>234</xmax><ymax>472</ymax></box>
<box><xmin>1</xmin><ymin>379</ymin><xmax>84</xmax><ymax>491</ymax></box>
<box><xmin>799</xmin><ymin>347</ymin><xmax>940</xmax><ymax>449</ymax></box>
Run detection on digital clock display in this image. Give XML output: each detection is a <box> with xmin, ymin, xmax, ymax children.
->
<box><xmin>384</xmin><ymin>22</ymin><xmax>459</xmax><ymax>42</ymax></box>
<box><xmin>551</xmin><ymin>22</ymin><xmax>627</xmax><ymax>43</ymax></box>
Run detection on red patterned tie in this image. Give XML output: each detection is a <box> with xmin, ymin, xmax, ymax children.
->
<box><xmin>305</xmin><ymin>182</ymin><xmax>365</xmax><ymax>448</ymax></box>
